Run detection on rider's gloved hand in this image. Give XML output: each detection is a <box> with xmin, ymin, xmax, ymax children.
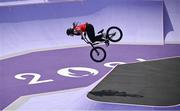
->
<box><xmin>73</xmin><ymin>22</ymin><xmax>76</xmax><ymax>28</ymax></box>
<box><xmin>73</xmin><ymin>22</ymin><xmax>79</xmax><ymax>28</ymax></box>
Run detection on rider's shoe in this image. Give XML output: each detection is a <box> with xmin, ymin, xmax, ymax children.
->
<box><xmin>105</xmin><ymin>39</ymin><xmax>109</xmax><ymax>47</ymax></box>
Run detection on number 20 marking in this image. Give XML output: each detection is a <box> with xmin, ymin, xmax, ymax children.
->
<box><xmin>14</xmin><ymin>73</ymin><xmax>54</xmax><ymax>85</ymax></box>
<box><xmin>14</xmin><ymin>59</ymin><xmax>146</xmax><ymax>85</ymax></box>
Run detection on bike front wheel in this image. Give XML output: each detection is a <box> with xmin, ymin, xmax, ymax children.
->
<box><xmin>106</xmin><ymin>26</ymin><xmax>123</xmax><ymax>42</ymax></box>
<box><xmin>90</xmin><ymin>47</ymin><xmax>106</xmax><ymax>62</ymax></box>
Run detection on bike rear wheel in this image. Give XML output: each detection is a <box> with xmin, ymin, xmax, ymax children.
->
<box><xmin>90</xmin><ymin>47</ymin><xmax>106</xmax><ymax>62</ymax></box>
<box><xmin>106</xmin><ymin>26</ymin><xmax>123</xmax><ymax>42</ymax></box>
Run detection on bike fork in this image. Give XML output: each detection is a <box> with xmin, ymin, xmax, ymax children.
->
<box><xmin>90</xmin><ymin>43</ymin><xmax>100</xmax><ymax>56</ymax></box>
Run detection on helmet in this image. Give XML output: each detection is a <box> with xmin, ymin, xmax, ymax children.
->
<box><xmin>66</xmin><ymin>28</ymin><xmax>74</xmax><ymax>36</ymax></box>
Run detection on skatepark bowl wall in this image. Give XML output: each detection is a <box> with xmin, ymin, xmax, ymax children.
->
<box><xmin>0</xmin><ymin>0</ymin><xmax>167</xmax><ymax>58</ymax></box>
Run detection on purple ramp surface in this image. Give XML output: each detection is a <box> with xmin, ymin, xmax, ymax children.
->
<box><xmin>1</xmin><ymin>44</ymin><xmax>180</xmax><ymax>110</ymax></box>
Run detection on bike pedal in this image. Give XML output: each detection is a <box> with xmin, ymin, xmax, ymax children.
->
<box><xmin>105</xmin><ymin>40</ymin><xmax>109</xmax><ymax>47</ymax></box>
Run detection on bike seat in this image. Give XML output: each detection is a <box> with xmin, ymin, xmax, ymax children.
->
<box><xmin>98</xmin><ymin>29</ymin><xmax>104</xmax><ymax>34</ymax></box>
<box><xmin>92</xmin><ymin>41</ymin><xmax>102</xmax><ymax>45</ymax></box>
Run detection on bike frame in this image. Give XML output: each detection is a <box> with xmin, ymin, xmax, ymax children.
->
<box><xmin>82</xmin><ymin>35</ymin><xmax>100</xmax><ymax>48</ymax></box>
<box><xmin>82</xmin><ymin>35</ymin><xmax>102</xmax><ymax>55</ymax></box>
<box><xmin>79</xmin><ymin>26</ymin><xmax>122</xmax><ymax>62</ymax></box>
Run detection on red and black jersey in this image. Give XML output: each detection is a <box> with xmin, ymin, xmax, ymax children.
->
<box><xmin>74</xmin><ymin>23</ymin><xmax>87</xmax><ymax>32</ymax></box>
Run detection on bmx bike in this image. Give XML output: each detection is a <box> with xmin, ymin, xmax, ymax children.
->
<box><xmin>82</xmin><ymin>26</ymin><xmax>123</xmax><ymax>62</ymax></box>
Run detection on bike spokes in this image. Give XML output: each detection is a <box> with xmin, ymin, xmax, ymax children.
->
<box><xmin>108</xmin><ymin>32</ymin><xmax>116</xmax><ymax>38</ymax></box>
<box><xmin>106</xmin><ymin>26</ymin><xmax>123</xmax><ymax>42</ymax></box>
<box><xmin>94</xmin><ymin>49</ymin><xmax>100</xmax><ymax>56</ymax></box>
<box><xmin>90</xmin><ymin>47</ymin><xmax>106</xmax><ymax>62</ymax></box>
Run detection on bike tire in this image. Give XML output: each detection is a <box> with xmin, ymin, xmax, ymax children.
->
<box><xmin>90</xmin><ymin>47</ymin><xmax>106</xmax><ymax>62</ymax></box>
<box><xmin>106</xmin><ymin>26</ymin><xmax>123</xmax><ymax>42</ymax></box>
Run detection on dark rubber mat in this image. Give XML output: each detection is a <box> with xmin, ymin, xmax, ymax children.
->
<box><xmin>87</xmin><ymin>57</ymin><xmax>180</xmax><ymax>106</ymax></box>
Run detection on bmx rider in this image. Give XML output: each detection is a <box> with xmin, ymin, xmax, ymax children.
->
<box><xmin>66</xmin><ymin>22</ymin><xmax>109</xmax><ymax>46</ymax></box>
